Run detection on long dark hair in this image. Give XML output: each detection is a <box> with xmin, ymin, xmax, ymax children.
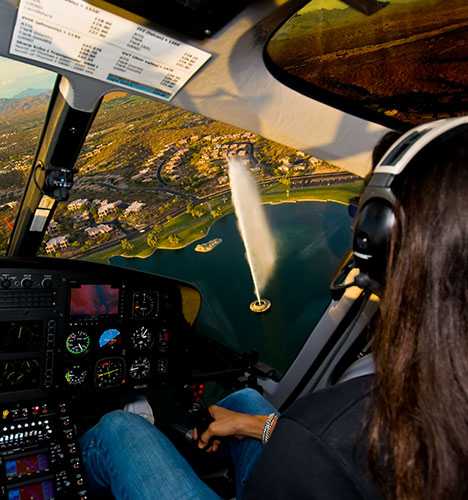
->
<box><xmin>368</xmin><ymin>125</ymin><xmax>468</xmax><ymax>499</ymax></box>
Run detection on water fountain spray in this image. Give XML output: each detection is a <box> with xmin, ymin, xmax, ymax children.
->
<box><xmin>228</xmin><ymin>158</ymin><xmax>276</xmax><ymax>312</ymax></box>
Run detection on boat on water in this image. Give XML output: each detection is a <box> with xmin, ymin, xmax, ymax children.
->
<box><xmin>195</xmin><ymin>238</ymin><xmax>222</xmax><ymax>252</ymax></box>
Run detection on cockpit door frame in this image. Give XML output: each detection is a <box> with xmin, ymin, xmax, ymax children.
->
<box><xmin>7</xmin><ymin>77</ymin><xmax>101</xmax><ymax>257</ymax></box>
<box><xmin>260</xmin><ymin>282</ymin><xmax>379</xmax><ymax>411</ymax></box>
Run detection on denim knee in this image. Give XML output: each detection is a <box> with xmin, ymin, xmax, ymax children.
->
<box><xmin>99</xmin><ymin>409</ymin><xmax>131</xmax><ymax>428</ymax></box>
<box><xmin>217</xmin><ymin>388</ymin><xmax>278</xmax><ymax>416</ymax></box>
<box><xmin>89</xmin><ymin>410</ymin><xmax>150</xmax><ymax>447</ymax></box>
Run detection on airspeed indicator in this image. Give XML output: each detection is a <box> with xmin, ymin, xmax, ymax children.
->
<box><xmin>66</xmin><ymin>331</ymin><xmax>90</xmax><ymax>355</ymax></box>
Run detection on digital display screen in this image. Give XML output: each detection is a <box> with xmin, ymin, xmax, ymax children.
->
<box><xmin>70</xmin><ymin>284</ymin><xmax>119</xmax><ymax>319</ymax></box>
<box><xmin>7</xmin><ymin>479</ymin><xmax>54</xmax><ymax>500</ymax></box>
<box><xmin>5</xmin><ymin>453</ymin><xmax>49</xmax><ymax>480</ymax></box>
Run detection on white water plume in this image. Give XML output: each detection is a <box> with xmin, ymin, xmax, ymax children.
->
<box><xmin>228</xmin><ymin>158</ymin><xmax>276</xmax><ymax>302</ymax></box>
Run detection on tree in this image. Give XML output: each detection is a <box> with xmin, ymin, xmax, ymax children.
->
<box><xmin>147</xmin><ymin>231</ymin><xmax>159</xmax><ymax>248</ymax></box>
<box><xmin>121</xmin><ymin>238</ymin><xmax>134</xmax><ymax>253</ymax></box>
<box><xmin>168</xmin><ymin>233</ymin><xmax>180</xmax><ymax>246</ymax></box>
<box><xmin>278</xmin><ymin>175</ymin><xmax>292</xmax><ymax>198</ymax></box>
<box><xmin>188</xmin><ymin>203</ymin><xmax>206</xmax><ymax>218</ymax></box>
<box><xmin>193</xmin><ymin>206</ymin><xmax>205</xmax><ymax>218</ymax></box>
<box><xmin>210</xmin><ymin>207</ymin><xmax>223</xmax><ymax>219</ymax></box>
<box><xmin>152</xmin><ymin>223</ymin><xmax>162</xmax><ymax>234</ymax></box>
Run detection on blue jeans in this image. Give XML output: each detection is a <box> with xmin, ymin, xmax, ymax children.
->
<box><xmin>79</xmin><ymin>389</ymin><xmax>279</xmax><ymax>499</ymax></box>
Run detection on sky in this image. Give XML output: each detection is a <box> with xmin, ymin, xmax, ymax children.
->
<box><xmin>0</xmin><ymin>56</ymin><xmax>56</xmax><ymax>98</ymax></box>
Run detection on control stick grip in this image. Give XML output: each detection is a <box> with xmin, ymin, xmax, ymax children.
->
<box><xmin>190</xmin><ymin>399</ymin><xmax>214</xmax><ymax>436</ymax></box>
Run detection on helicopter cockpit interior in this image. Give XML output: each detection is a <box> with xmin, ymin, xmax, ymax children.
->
<box><xmin>0</xmin><ymin>0</ymin><xmax>466</xmax><ymax>498</ymax></box>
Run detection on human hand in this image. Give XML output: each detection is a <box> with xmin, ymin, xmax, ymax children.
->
<box><xmin>194</xmin><ymin>406</ymin><xmax>270</xmax><ymax>452</ymax></box>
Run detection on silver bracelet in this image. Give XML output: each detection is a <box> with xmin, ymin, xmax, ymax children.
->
<box><xmin>262</xmin><ymin>413</ymin><xmax>278</xmax><ymax>447</ymax></box>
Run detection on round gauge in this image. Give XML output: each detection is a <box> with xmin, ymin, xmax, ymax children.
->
<box><xmin>4</xmin><ymin>322</ymin><xmax>41</xmax><ymax>352</ymax></box>
<box><xmin>130</xmin><ymin>326</ymin><xmax>153</xmax><ymax>350</ymax></box>
<box><xmin>65</xmin><ymin>365</ymin><xmax>88</xmax><ymax>386</ymax></box>
<box><xmin>1</xmin><ymin>360</ymin><xmax>22</xmax><ymax>388</ymax></box>
<box><xmin>129</xmin><ymin>357</ymin><xmax>151</xmax><ymax>380</ymax></box>
<box><xmin>133</xmin><ymin>292</ymin><xmax>156</xmax><ymax>318</ymax></box>
<box><xmin>99</xmin><ymin>328</ymin><xmax>122</xmax><ymax>348</ymax></box>
<box><xmin>0</xmin><ymin>359</ymin><xmax>40</xmax><ymax>389</ymax></box>
<box><xmin>1</xmin><ymin>360</ymin><xmax>24</xmax><ymax>388</ymax></box>
<box><xmin>95</xmin><ymin>358</ymin><xmax>126</xmax><ymax>388</ymax></box>
<box><xmin>66</xmin><ymin>331</ymin><xmax>90</xmax><ymax>355</ymax></box>
<box><xmin>21</xmin><ymin>358</ymin><xmax>40</xmax><ymax>374</ymax></box>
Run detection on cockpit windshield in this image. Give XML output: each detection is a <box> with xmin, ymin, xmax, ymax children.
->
<box><xmin>29</xmin><ymin>89</ymin><xmax>362</xmax><ymax>377</ymax></box>
<box><xmin>0</xmin><ymin>59</ymin><xmax>364</xmax><ymax>377</ymax></box>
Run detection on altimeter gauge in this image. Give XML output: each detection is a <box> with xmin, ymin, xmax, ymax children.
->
<box><xmin>130</xmin><ymin>326</ymin><xmax>153</xmax><ymax>350</ymax></box>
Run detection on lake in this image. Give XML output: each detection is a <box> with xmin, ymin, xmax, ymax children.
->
<box><xmin>112</xmin><ymin>201</ymin><xmax>352</xmax><ymax>376</ymax></box>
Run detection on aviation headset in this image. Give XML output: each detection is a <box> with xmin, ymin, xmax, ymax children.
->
<box><xmin>352</xmin><ymin>115</ymin><xmax>468</xmax><ymax>289</ymax></box>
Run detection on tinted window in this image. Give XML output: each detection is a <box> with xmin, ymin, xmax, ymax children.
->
<box><xmin>265</xmin><ymin>0</ymin><xmax>468</xmax><ymax>128</ymax></box>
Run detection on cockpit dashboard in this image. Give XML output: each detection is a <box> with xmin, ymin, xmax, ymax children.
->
<box><xmin>0</xmin><ymin>257</ymin><xmax>198</xmax><ymax>402</ymax></box>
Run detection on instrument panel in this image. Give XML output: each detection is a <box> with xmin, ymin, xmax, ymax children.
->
<box><xmin>0</xmin><ymin>257</ymin><xmax>201</xmax><ymax>499</ymax></box>
<box><xmin>0</xmin><ymin>257</ymin><xmax>200</xmax><ymax>403</ymax></box>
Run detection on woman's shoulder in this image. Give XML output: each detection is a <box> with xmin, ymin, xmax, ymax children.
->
<box><xmin>244</xmin><ymin>376</ymin><xmax>382</xmax><ymax>500</ymax></box>
<box><xmin>283</xmin><ymin>374</ymin><xmax>374</xmax><ymax>438</ymax></box>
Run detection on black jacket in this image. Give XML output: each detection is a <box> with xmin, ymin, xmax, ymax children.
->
<box><xmin>243</xmin><ymin>375</ymin><xmax>384</xmax><ymax>499</ymax></box>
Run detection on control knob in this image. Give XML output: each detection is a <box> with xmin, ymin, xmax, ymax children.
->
<box><xmin>21</xmin><ymin>278</ymin><xmax>32</xmax><ymax>288</ymax></box>
<box><xmin>1</xmin><ymin>279</ymin><xmax>11</xmax><ymax>289</ymax></box>
<box><xmin>41</xmin><ymin>278</ymin><xmax>53</xmax><ymax>288</ymax></box>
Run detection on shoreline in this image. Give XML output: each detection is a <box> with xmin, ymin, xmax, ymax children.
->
<box><xmin>265</xmin><ymin>197</ymin><xmax>349</xmax><ymax>206</ymax></box>
<box><xmin>83</xmin><ymin>178</ymin><xmax>362</xmax><ymax>265</ymax></box>
<box><xmin>108</xmin><ymin>196</ymin><xmax>352</xmax><ymax>262</ymax></box>
<box><xmin>110</xmin><ymin>221</ymin><xmax>216</xmax><ymax>262</ymax></box>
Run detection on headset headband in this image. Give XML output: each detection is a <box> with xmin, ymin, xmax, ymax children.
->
<box><xmin>352</xmin><ymin>115</ymin><xmax>468</xmax><ymax>289</ymax></box>
<box><xmin>359</xmin><ymin>116</ymin><xmax>468</xmax><ymax>208</ymax></box>
<box><xmin>375</xmin><ymin>116</ymin><xmax>468</xmax><ymax>175</ymax></box>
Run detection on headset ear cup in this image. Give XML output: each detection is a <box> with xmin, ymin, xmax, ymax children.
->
<box><xmin>353</xmin><ymin>201</ymin><xmax>396</xmax><ymax>285</ymax></box>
